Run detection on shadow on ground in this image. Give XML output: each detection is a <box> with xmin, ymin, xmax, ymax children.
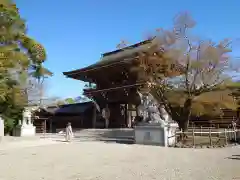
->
<box><xmin>97</xmin><ymin>139</ymin><xmax>134</xmax><ymax>145</ymax></box>
<box><xmin>227</xmin><ymin>155</ymin><xmax>240</xmax><ymax>160</ymax></box>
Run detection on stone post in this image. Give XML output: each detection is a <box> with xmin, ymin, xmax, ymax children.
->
<box><xmin>0</xmin><ymin>116</ymin><xmax>4</xmax><ymax>140</ymax></box>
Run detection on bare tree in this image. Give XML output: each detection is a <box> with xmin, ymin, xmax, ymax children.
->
<box><xmin>128</xmin><ymin>12</ymin><xmax>239</xmax><ymax>133</ymax></box>
<box><xmin>24</xmin><ymin>77</ymin><xmax>45</xmax><ymax>105</ymax></box>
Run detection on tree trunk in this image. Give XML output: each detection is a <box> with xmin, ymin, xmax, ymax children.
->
<box><xmin>180</xmin><ymin>119</ymin><xmax>189</xmax><ymax>132</ymax></box>
<box><xmin>179</xmin><ymin>98</ymin><xmax>192</xmax><ymax>138</ymax></box>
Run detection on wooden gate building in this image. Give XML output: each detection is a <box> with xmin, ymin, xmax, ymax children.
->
<box><xmin>63</xmin><ymin>40</ymin><xmax>182</xmax><ymax>128</ymax></box>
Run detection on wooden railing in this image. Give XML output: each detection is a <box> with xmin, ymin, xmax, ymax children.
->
<box><xmin>171</xmin><ymin>127</ymin><xmax>239</xmax><ymax>147</ymax></box>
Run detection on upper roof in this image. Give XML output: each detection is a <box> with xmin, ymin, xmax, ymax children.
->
<box><xmin>63</xmin><ymin>38</ymin><xmax>184</xmax><ymax>82</ymax></box>
<box><xmin>55</xmin><ymin>102</ymin><xmax>94</xmax><ymax>115</ymax></box>
<box><xmin>36</xmin><ymin>102</ymin><xmax>95</xmax><ymax>116</ymax></box>
<box><xmin>63</xmin><ymin>39</ymin><xmax>153</xmax><ymax>76</ymax></box>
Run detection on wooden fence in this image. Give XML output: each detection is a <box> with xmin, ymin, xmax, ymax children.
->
<box><xmin>173</xmin><ymin>127</ymin><xmax>239</xmax><ymax>147</ymax></box>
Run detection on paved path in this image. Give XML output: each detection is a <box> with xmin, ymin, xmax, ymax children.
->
<box><xmin>0</xmin><ymin>139</ymin><xmax>239</xmax><ymax>180</ymax></box>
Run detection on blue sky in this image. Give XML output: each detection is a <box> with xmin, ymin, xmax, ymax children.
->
<box><xmin>16</xmin><ymin>0</ymin><xmax>240</xmax><ymax>98</ymax></box>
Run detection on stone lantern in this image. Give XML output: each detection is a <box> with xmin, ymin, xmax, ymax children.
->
<box><xmin>13</xmin><ymin>107</ymin><xmax>36</xmax><ymax>137</ymax></box>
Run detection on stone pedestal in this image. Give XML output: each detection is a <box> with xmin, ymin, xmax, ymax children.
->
<box><xmin>13</xmin><ymin>119</ymin><xmax>36</xmax><ymax>137</ymax></box>
<box><xmin>134</xmin><ymin>123</ymin><xmax>178</xmax><ymax>147</ymax></box>
<box><xmin>13</xmin><ymin>124</ymin><xmax>36</xmax><ymax>137</ymax></box>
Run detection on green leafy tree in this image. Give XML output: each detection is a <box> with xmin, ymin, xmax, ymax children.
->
<box><xmin>64</xmin><ymin>98</ymin><xmax>75</xmax><ymax>104</ymax></box>
<box><xmin>0</xmin><ymin>0</ymin><xmax>52</xmax><ymax>133</ymax></box>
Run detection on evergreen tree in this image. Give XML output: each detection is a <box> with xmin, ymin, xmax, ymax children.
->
<box><xmin>0</xmin><ymin>0</ymin><xmax>52</xmax><ymax>133</ymax></box>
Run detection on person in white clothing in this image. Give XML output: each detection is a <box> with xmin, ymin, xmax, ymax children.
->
<box><xmin>65</xmin><ymin>122</ymin><xmax>73</xmax><ymax>142</ymax></box>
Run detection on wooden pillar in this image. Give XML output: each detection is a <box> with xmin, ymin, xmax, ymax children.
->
<box><xmin>92</xmin><ymin>106</ymin><xmax>96</xmax><ymax>128</ymax></box>
<box><xmin>43</xmin><ymin>119</ymin><xmax>46</xmax><ymax>138</ymax></box>
<box><xmin>125</xmin><ymin>104</ymin><xmax>128</xmax><ymax>127</ymax></box>
<box><xmin>50</xmin><ymin>119</ymin><xmax>52</xmax><ymax>133</ymax></box>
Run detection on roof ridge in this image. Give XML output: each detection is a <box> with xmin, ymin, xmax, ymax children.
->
<box><xmin>102</xmin><ymin>38</ymin><xmax>154</xmax><ymax>57</ymax></box>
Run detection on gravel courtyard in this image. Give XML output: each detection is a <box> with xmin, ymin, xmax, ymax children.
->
<box><xmin>0</xmin><ymin>139</ymin><xmax>239</xmax><ymax>180</ymax></box>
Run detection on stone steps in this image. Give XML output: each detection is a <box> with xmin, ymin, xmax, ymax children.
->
<box><xmin>39</xmin><ymin>129</ymin><xmax>135</xmax><ymax>142</ymax></box>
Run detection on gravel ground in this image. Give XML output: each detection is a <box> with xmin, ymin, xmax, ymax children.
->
<box><xmin>0</xmin><ymin>139</ymin><xmax>239</xmax><ymax>180</ymax></box>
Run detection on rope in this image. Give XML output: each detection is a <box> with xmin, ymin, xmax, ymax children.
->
<box><xmin>84</xmin><ymin>82</ymin><xmax>146</xmax><ymax>94</ymax></box>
